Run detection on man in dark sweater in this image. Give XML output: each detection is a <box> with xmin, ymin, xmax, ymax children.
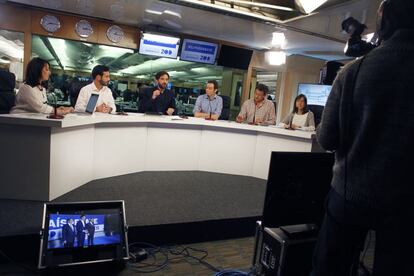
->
<box><xmin>138</xmin><ymin>71</ymin><xmax>175</xmax><ymax>115</ymax></box>
<box><xmin>312</xmin><ymin>1</ymin><xmax>414</xmax><ymax>275</ymax></box>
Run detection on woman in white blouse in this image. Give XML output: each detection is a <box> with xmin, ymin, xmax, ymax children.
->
<box><xmin>10</xmin><ymin>58</ymin><xmax>73</xmax><ymax>115</ymax></box>
<box><xmin>279</xmin><ymin>94</ymin><xmax>315</xmax><ymax>131</ymax></box>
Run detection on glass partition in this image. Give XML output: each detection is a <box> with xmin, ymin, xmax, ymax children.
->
<box><xmin>0</xmin><ymin>29</ymin><xmax>24</xmax><ymax>92</ymax></box>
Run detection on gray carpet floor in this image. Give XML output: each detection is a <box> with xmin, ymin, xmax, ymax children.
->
<box><xmin>0</xmin><ymin>171</ymin><xmax>266</xmax><ymax>237</ymax></box>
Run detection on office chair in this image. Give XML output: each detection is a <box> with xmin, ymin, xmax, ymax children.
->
<box><xmin>219</xmin><ymin>95</ymin><xmax>231</xmax><ymax>120</ymax></box>
<box><xmin>69</xmin><ymin>79</ymin><xmax>90</xmax><ymax>107</ymax></box>
<box><xmin>122</xmin><ymin>89</ymin><xmax>133</xmax><ymax>102</ymax></box>
<box><xmin>0</xmin><ymin>70</ymin><xmax>16</xmax><ymax>114</ymax></box>
<box><xmin>308</xmin><ymin>104</ymin><xmax>324</xmax><ymax>127</ymax></box>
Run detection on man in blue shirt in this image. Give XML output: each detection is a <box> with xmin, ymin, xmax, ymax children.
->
<box><xmin>193</xmin><ymin>80</ymin><xmax>223</xmax><ymax>120</ymax></box>
<box><xmin>139</xmin><ymin>71</ymin><xmax>175</xmax><ymax>115</ymax></box>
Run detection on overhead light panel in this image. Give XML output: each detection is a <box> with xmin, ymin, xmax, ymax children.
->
<box><xmin>271</xmin><ymin>32</ymin><xmax>285</xmax><ymax>47</ymax></box>
<box><xmin>265</xmin><ymin>51</ymin><xmax>286</xmax><ymax>66</ymax></box>
<box><xmin>163</xmin><ymin>10</ymin><xmax>182</xmax><ymax>18</ymax></box>
<box><xmin>295</xmin><ymin>0</ymin><xmax>327</xmax><ymax>14</ymax></box>
<box><xmin>222</xmin><ymin>0</ymin><xmax>294</xmax><ymax>12</ymax></box>
<box><xmin>145</xmin><ymin>9</ymin><xmax>163</xmax><ymax>15</ymax></box>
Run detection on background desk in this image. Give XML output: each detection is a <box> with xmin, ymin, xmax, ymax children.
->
<box><xmin>0</xmin><ymin>113</ymin><xmax>313</xmax><ymax>201</ymax></box>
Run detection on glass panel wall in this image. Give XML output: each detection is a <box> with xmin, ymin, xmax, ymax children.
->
<box><xmin>0</xmin><ymin>29</ymin><xmax>24</xmax><ymax>91</ymax></box>
<box><xmin>31</xmin><ymin>35</ymin><xmax>246</xmax><ymax>118</ymax></box>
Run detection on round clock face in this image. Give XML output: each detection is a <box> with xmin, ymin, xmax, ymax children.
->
<box><xmin>40</xmin><ymin>15</ymin><xmax>61</xmax><ymax>33</ymax></box>
<box><xmin>75</xmin><ymin>20</ymin><xmax>93</xmax><ymax>38</ymax></box>
<box><xmin>106</xmin><ymin>25</ymin><xmax>124</xmax><ymax>43</ymax></box>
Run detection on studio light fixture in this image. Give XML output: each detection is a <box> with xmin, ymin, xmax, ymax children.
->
<box><xmin>271</xmin><ymin>32</ymin><xmax>286</xmax><ymax>47</ymax></box>
<box><xmin>265</xmin><ymin>50</ymin><xmax>286</xmax><ymax>66</ymax></box>
<box><xmin>295</xmin><ymin>0</ymin><xmax>327</xmax><ymax>14</ymax></box>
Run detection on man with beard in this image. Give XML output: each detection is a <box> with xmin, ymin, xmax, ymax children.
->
<box><xmin>139</xmin><ymin>71</ymin><xmax>175</xmax><ymax>115</ymax></box>
<box><xmin>75</xmin><ymin>65</ymin><xmax>116</xmax><ymax>113</ymax></box>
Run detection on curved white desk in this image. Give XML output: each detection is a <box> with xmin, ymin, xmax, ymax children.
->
<box><xmin>0</xmin><ymin>113</ymin><xmax>314</xmax><ymax>201</ymax></box>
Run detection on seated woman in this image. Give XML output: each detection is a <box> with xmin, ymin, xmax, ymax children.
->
<box><xmin>10</xmin><ymin>58</ymin><xmax>73</xmax><ymax>115</ymax></box>
<box><xmin>279</xmin><ymin>94</ymin><xmax>315</xmax><ymax>131</ymax></box>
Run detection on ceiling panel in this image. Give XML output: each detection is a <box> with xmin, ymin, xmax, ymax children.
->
<box><xmin>9</xmin><ymin>0</ymin><xmax>382</xmax><ymax>61</ymax></box>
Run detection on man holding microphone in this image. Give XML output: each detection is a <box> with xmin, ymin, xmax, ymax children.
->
<box><xmin>139</xmin><ymin>71</ymin><xmax>175</xmax><ymax>115</ymax></box>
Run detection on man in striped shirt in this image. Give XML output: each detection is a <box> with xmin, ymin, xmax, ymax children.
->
<box><xmin>236</xmin><ymin>83</ymin><xmax>276</xmax><ymax>125</ymax></box>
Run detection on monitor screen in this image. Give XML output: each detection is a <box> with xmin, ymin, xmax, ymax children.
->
<box><xmin>297</xmin><ymin>83</ymin><xmax>332</xmax><ymax>106</ymax></box>
<box><xmin>38</xmin><ymin>201</ymin><xmax>128</xmax><ymax>268</ymax></box>
<box><xmin>217</xmin><ymin>45</ymin><xmax>253</xmax><ymax>70</ymax></box>
<box><xmin>262</xmin><ymin>152</ymin><xmax>334</xmax><ymax>228</ymax></box>
<box><xmin>180</xmin><ymin>39</ymin><xmax>218</xmax><ymax>64</ymax></box>
<box><xmin>139</xmin><ymin>33</ymin><xmax>180</xmax><ymax>59</ymax></box>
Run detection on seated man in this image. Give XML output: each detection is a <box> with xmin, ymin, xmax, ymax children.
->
<box><xmin>193</xmin><ymin>80</ymin><xmax>223</xmax><ymax>120</ymax></box>
<box><xmin>138</xmin><ymin>71</ymin><xmax>175</xmax><ymax>115</ymax></box>
<box><xmin>236</xmin><ymin>83</ymin><xmax>276</xmax><ymax>125</ymax></box>
<box><xmin>75</xmin><ymin>65</ymin><xmax>116</xmax><ymax>113</ymax></box>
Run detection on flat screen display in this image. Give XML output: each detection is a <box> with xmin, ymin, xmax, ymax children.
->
<box><xmin>262</xmin><ymin>152</ymin><xmax>334</xmax><ymax>228</ymax></box>
<box><xmin>139</xmin><ymin>33</ymin><xmax>180</xmax><ymax>59</ymax></box>
<box><xmin>180</xmin><ymin>39</ymin><xmax>218</xmax><ymax>64</ymax></box>
<box><xmin>38</xmin><ymin>201</ymin><xmax>128</xmax><ymax>268</ymax></box>
<box><xmin>217</xmin><ymin>45</ymin><xmax>253</xmax><ymax>70</ymax></box>
<box><xmin>297</xmin><ymin>83</ymin><xmax>332</xmax><ymax>106</ymax></box>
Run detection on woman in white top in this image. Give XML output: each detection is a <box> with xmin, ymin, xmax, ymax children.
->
<box><xmin>279</xmin><ymin>94</ymin><xmax>315</xmax><ymax>131</ymax></box>
<box><xmin>10</xmin><ymin>58</ymin><xmax>73</xmax><ymax>115</ymax></box>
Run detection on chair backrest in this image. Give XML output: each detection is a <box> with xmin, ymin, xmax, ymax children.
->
<box><xmin>69</xmin><ymin>79</ymin><xmax>90</xmax><ymax>107</ymax></box>
<box><xmin>219</xmin><ymin>95</ymin><xmax>231</xmax><ymax>120</ymax></box>
<box><xmin>308</xmin><ymin>104</ymin><xmax>324</xmax><ymax>127</ymax></box>
<box><xmin>0</xmin><ymin>70</ymin><xmax>16</xmax><ymax>114</ymax></box>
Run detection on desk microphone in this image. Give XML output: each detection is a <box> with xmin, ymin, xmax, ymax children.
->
<box><xmin>47</xmin><ymin>91</ymin><xmax>64</xmax><ymax>120</ymax></box>
<box><xmin>252</xmin><ymin>104</ymin><xmax>257</xmax><ymax>124</ymax></box>
<box><xmin>205</xmin><ymin>96</ymin><xmax>213</xmax><ymax>120</ymax></box>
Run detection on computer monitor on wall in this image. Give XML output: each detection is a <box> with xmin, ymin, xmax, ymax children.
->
<box><xmin>297</xmin><ymin>83</ymin><xmax>332</xmax><ymax>106</ymax></box>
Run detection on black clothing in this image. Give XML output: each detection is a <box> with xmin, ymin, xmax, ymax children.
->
<box><xmin>311</xmin><ymin>189</ymin><xmax>411</xmax><ymax>276</ymax></box>
<box><xmin>313</xmin><ymin>29</ymin><xmax>414</xmax><ymax>276</ymax></box>
<box><xmin>317</xmin><ymin>30</ymin><xmax>414</xmax><ymax>209</ymax></box>
<box><xmin>138</xmin><ymin>86</ymin><xmax>175</xmax><ymax>114</ymax></box>
<box><xmin>0</xmin><ymin>70</ymin><xmax>16</xmax><ymax>114</ymax></box>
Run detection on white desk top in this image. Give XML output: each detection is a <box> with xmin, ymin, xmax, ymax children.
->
<box><xmin>0</xmin><ymin>113</ymin><xmax>314</xmax><ymax>140</ymax></box>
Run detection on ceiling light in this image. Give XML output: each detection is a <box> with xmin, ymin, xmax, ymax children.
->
<box><xmin>145</xmin><ymin>9</ymin><xmax>163</xmax><ymax>15</ymax></box>
<box><xmin>222</xmin><ymin>0</ymin><xmax>294</xmax><ymax>11</ymax></box>
<box><xmin>272</xmin><ymin>32</ymin><xmax>285</xmax><ymax>47</ymax></box>
<box><xmin>163</xmin><ymin>10</ymin><xmax>182</xmax><ymax>18</ymax></box>
<box><xmin>265</xmin><ymin>51</ymin><xmax>286</xmax><ymax>66</ymax></box>
<box><xmin>99</xmin><ymin>45</ymin><xmax>134</xmax><ymax>54</ymax></box>
<box><xmin>295</xmin><ymin>0</ymin><xmax>327</xmax><ymax>14</ymax></box>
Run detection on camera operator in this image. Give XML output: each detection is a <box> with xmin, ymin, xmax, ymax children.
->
<box><xmin>312</xmin><ymin>1</ymin><xmax>414</xmax><ymax>276</ymax></box>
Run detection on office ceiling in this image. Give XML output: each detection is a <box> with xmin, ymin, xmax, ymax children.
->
<box><xmin>8</xmin><ymin>0</ymin><xmax>381</xmax><ymax>61</ymax></box>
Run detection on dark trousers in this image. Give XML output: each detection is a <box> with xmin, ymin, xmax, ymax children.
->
<box><xmin>311</xmin><ymin>189</ymin><xmax>413</xmax><ymax>276</ymax></box>
<box><xmin>88</xmin><ymin>235</ymin><xmax>94</xmax><ymax>246</ymax></box>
